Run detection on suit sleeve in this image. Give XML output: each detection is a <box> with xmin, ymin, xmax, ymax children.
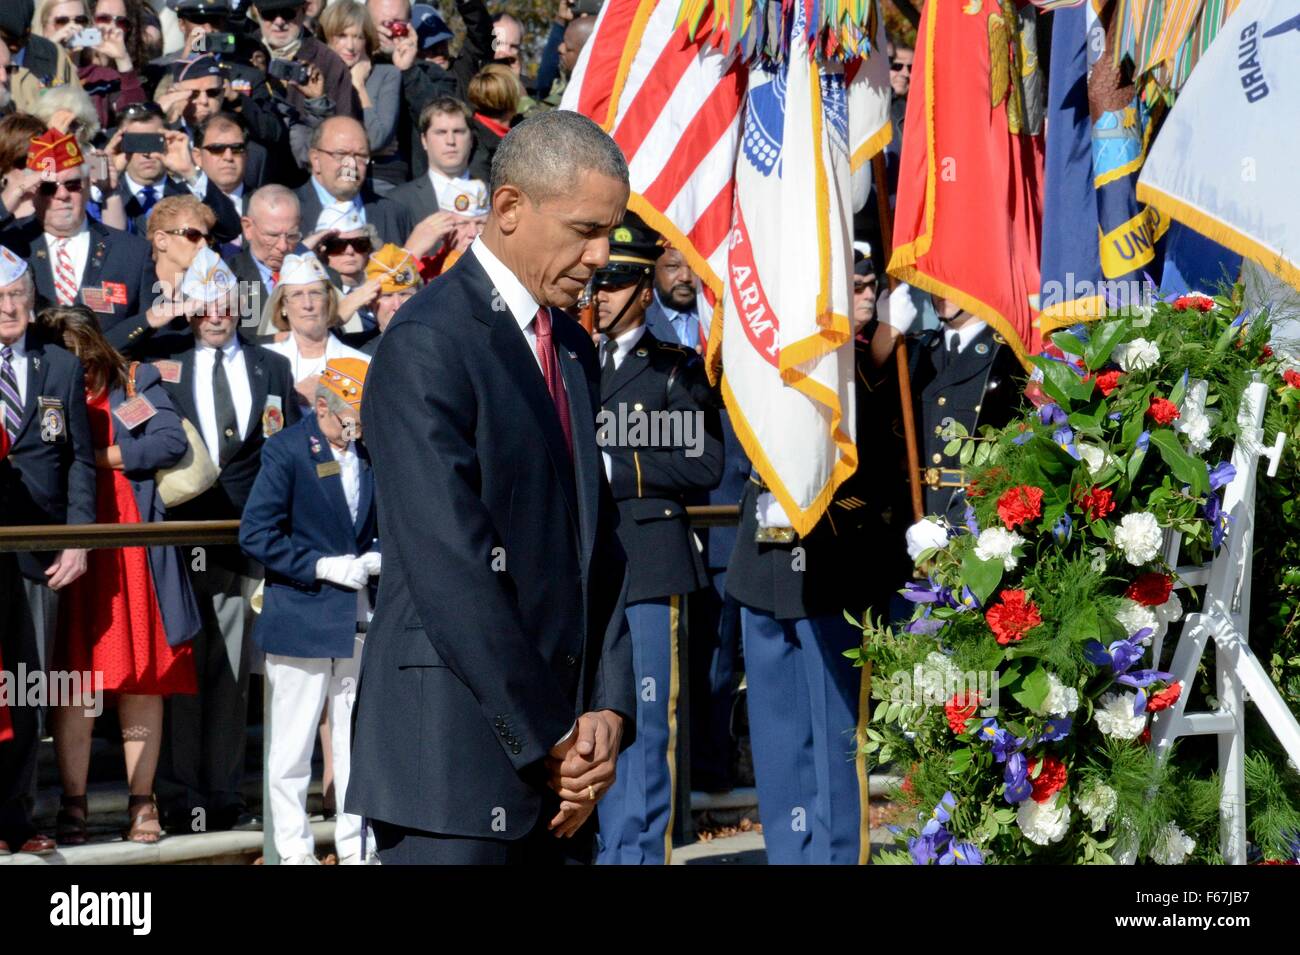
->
<box><xmin>116</xmin><ymin>374</ymin><xmax>188</xmax><ymax>474</ymax></box>
<box><xmin>608</xmin><ymin>355</ymin><xmax>724</xmax><ymax>500</ymax></box>
<box><xmin>238</xmin><ymin>436</ymin><xmax>325</xmax><ymax>585</ymax></box>
<box><xmin>588</xmin><ymin>467</ymin><xmax>636</xmax><ymax>745</ymax></box>
<box><xmin>366</xmin><ymin>320</ymin><xmax>577</xmax><ymax>769</ymax></box>
<box><xmin>64</xmin><ymin>361</ymin><xmax>96</xmax><ymax>526</ymax></box>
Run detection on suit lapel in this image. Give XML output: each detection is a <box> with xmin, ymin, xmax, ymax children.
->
<box><xmin>32</xmin><ymin>237</ymin><xmax>55</xmax><ymax>305</ymax></box>
<box><xmin>933</xmin><ymin>328</ymin><xmax>997</xmax><ymax>390</ymax></box>
<box><xmin>176</xmin><ymin>349</ymin><xmax>200</xmax><ymax>425</ymax></box>
<box><xmin>355</xmin><ymin>443</ymin><xmax>375</xmax><ymax>541</ymax></box>
<box><xmin>307</xmin><ymin>415</ymin><xmax>356</xmax><ymax>540</ymax></box>
<box><xmin>602</xmin><ymin>344</ymin><xmax>652</xmax><ymax>403</ymax></box>
<box><xmin>82</xmin><ymin>223</ymin><xmax>108</xmax><ymax>293</ymax></box>
<box><xmin>243</xmin><ymin>341</ymin><xmax>269</xmax><ymax>441</ymax></box>
<box><xmin>15</xmin><ymin>335</ymin><xmax>50</xmax><ymax>440</ymax></box>
<box><xmin>556</xmin><ymin>331</ymin><xmax>597</xmax><ymax>574</ymax></box>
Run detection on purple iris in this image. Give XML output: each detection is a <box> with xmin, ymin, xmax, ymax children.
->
<box><xmin>939</xmin><ymin>841</ymin><xmax>984</xmax><ymax>865</ymax></box>
<box><xmin>1003</xmin><ymin>751</ymin><xmax>1032</xmax><ymax>804</ymax></box>
<box><xmin>1209</xmin><ymin>461</ymin><xmax>1237</xmax><ymax>491</ymax></box>
<box><xmin>906</xmin><ymin>608</ymin><xmax>947</xmax><ymax>636</ymax></box>
<box><xmin>1052</xmin><ymin>513</ymin><xmax>1072</xmax><ymax>546</ymax></box>
<box><xmin>958</xmin><ymin>585</ymin><xmax>983</xmax><ymax>612</ymax></box>
<box><xmin>903</xmin><ymin>579</ymin><xmax>955</xmax><ymax>606</ymax></box>
<box><xmin>964</xmin><ymin>505</ymin><xmax>980</xmax><ymax>536</ymax></box>
<box><xmin>978</xmin><ymin>718</ymin><xmax>1024</xmax><ymax>763</ymax></box>
<box><xmin>1039</xmin><ymin>404</ymin><xmax>1067</xmax><ymax>427</ymax></box>
<box><xmin>1054</xmin><ymin>426</ymin><xmax>1081</xmax><ymax>460</ymax></box>
<box><xmin>1136</xmin><ymin>430</ymin><xmax>1151</xmax><ymax>453</ymax></box>
<box><xmin>1118</xmin><ymin>668</ymin><xmax>1175</xmax><ymax>714</ymax></box>
<box><xmin>1203</xmin><ymin>493</ymin><xmax>1231</xmax><ymax>549</ymax></box>
<box><xmin>923</xmin><ymin>791</ymin><xmax>956</xmax><ymax>835</ymax></box>
<box><xmin>1107</xmin><ymin>412</ymin><xmax>1123</xmax><ymax>421</ymax></box>
<box><xmin>908</xmin><ymin>830</ymin><xmax>944</xmax><ymax>865</ymax></box>
<box><xmin>1012</xmin><ymin>429</ymin><xmax>1036</xmax><ymax>446</ymax></box>
<box><xmin>1066</xmin><ymin>324</ymin><xmax>1091</xmax><ymax>344</ymax></box>
<box><xmin>1085</xmin><ymin>637</ymin><xmax>1146</xmax><ymax>676</ymax></box>
<box><xmin>1036</xmin><ymin>717</ymin><xmax>1073</xmax><ymax>743</ymax></box>
<box><xmin>1231</xmin><ymin>309</ymin><xmax>1249</xmax><ymax>329</ymax></box>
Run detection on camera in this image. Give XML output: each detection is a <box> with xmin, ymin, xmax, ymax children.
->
<box><xmin>122</xmin><ymin>132</ymin><xmax>167</xmax><ymax>156</ymax></box>
<box><xmin>195</xmin><ymin>31</ymin><xmax>238</xmax><ymax>56</ymax></box>
<box><xmin>386</xmin><ymin>20</ymin><xmax>410</xmax><ymax>38</ymax></box>
<box><xmin>268</xmin><ymin>57</ymin><xmax>312</xmax><ymax>86</ymax></box>
<box><xmin>68</xmin><ymin>27</ymin><xmax>102</xmax><ymax>49</ymax></box>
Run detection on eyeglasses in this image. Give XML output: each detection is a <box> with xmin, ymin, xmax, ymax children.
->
<box><xmin>37</xmin><ymin>178</ymin><xmax>85</xmax><ymax>196</ymax></box>
<box><xmin>260</xmin><ymin>228</ymin><xmax>302</xmax><ymax>246</ymax></box>
<box><xmin>94</xmin><ymin>14</ymin><xmax>130</xmax><ymax>30</ymax></box>
<box><xmin>320</xmin><ymin>235</ymin><xmax>371</xmax><ymax>255</ymax></box>
<box><xmin>162</xmin><ymin>227</ymin><xmax>213</xmax><ymax>245</ymax></box>
<box><xmin>315</xmin><ymin>148</ymin><xmax>369</xmax><ymax>164</ymax></box>
<box><xmin>890</xmin><ymin>60</ymin><xmax>912</xmax><ymax>72</ymax></box>
<box><xmin>200</xmin><ymin>142</ymin><xmax>247</xmax><ymax>156</ymax></box>
<box><xmin>192</xmin><ymin>84</ymin><xmax>225</xmax><ymax>99</ymax></box>
<box><xmin>853</xmin><ymin>278</ymin><xmax>877</xmax><ymax>292</ymax></box>
<box><xmin>52</xmin><ymin>15</ymin><xmax>91</xmax><ymax>28</ymax></box>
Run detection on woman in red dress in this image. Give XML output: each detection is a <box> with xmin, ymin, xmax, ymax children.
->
<box><xmin>44</xmin><ymin>306</ymin><xmax>201</xmax><ymax>845</ymax></box>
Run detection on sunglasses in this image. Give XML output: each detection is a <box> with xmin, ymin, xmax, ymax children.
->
<box><xmin>38</xmin><ymin>178</ymin><xmax>84</xmax><ymax>196</ymax></box>
<box><xmin>184</xmin><ymin>13</ymin><xmax>227</xmax><ymax>26</ymax></box>
<box><xmin>162</xmin><ymin>227</ymin><xmax>213</xmax><ymax>245</ymax></box>
<box><xmin>200</xmin><ymin>141</ymin><xmax>247</xmax><ymax>156</ymax></box>
<box><xmin>191</xmin><ymin>84</ymin><xmax>225</xmax><ymax>99</ymax></box>
<box><xmin>890</xmin><ymin>60</ymin><xmax>912</xmax><ymax>72</ymax></box>
<box><xmin>53</xmin><ymin>15</ymin><xmax>91</xmax><ymax>27</ymax></box>
<box><xmin>320</xmin><ymin>235</ymin><xmax>372</xmax><ymax>255</ymax></box>
<box><xmin>94</xmin><ymin>14</ymin><xmax>131</xmax><ymax>30</ymax></box>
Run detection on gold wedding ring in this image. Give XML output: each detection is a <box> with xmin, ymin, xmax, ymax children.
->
<box><xmin>587</xmin><ymin>785</ymin><xmax>596</xmax><ymax>801</ymax></box>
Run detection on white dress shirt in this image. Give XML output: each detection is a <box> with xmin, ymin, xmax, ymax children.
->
<box><xmin>193</xmin><ymin>337</ymin><xmax>254</xmax><ymax>463</ymax></box>
<box><xmin>1</xmin><ymin>335</ymin><xmax>29</xmax><ymax>409</ymax></box>
<box><xmin>224</xmin><ymin>182</ymin><xmax>246</xmax><ymax>217</ymax></box>
<box><xmin>470</xmin><ymin>239</ymin><xmax>545</xmax><ymax>373</ymax></box>
<box><xmin>330</xmin><ymin>438</ymin><xmax>370</xmax><ymax>622</ymax></box>
<box><xmin>266</xmin><ymin>333</ymin><xmax>371</xmax><ymax>389</ymax></box>
<box><xmin>944</xmin><ymin>319</ymin><xmax>989</xmax><ymax>354</ymax></box>
<box><xmin>44</xmin><ymin>223</ymin><xmax>91</xmax><ymax>287</ymax></box>
<box><xmin>597</xmin><ymin>323</ymin><xmax>647</xmax><ymax>371</ymax></box>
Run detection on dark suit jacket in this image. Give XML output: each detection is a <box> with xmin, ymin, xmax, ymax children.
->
<box><xmin>294</xmin><ymin>180</ymin><xmax>412</xmax><ymax>249</ymax></box>
<box><xmin>601</xmin><ymin>330</ymin><xmax>722</xmax><ymax>602</ymax></box>
<box><xmin>225</xmin><ymin>246</ymin><xmax>271</xmax><ymax>332</ymax></box>
<box><xmin>240</xmin><ymin>414</ymin><xmax>378</xmax><ymax>659</ymax></box>
<box><xmin>117</xmin><ymin>175</ymin><xmax>242</xmax><ymax>245</ymax></box>
<box><xmin>0</xmin><ymin>333</ymin><xmax>96</xmax><ymax>581</ymax></box>
<box><xmin>347</xmin><ymin>250</ymin><xmax>635</xmax><ymax>840</ymax></box>
<box><xmin>157</xmin><ymin>336</ymin><xmax>301</xmax><ymax>523</ymax></box>
<box><xmin>386</xmin><ymin>173</ymin><xmax>439</xmax><ymax>226</ymax></box>
<box><xmin>0</xmin><ymin>217</ymin><xmax>155</xmax><ymax>343</ymax></box>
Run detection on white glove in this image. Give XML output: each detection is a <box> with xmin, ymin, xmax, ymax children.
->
<box><xmin>881</xmin><ymin>283</ymin><xmax>919</xmax><ymax>335</ymax></box>
<box><xmin>316</xmin><ymin>554</ymin><xmax>368</xmax><ymax>590</ymax></box>
<box><xmin>357</xmin><ymin>551</ymin><xmax>382</xmax><ymax>577</ymax></box>
<box><xmin>905</xmin><ymin>518</ymin><xmax>949</xmax><ymax>562</ymax></box>
<box><xmin>755</xmin><ymin>491</ymin><xmax>793</xmax><ymax>530</ymax></box>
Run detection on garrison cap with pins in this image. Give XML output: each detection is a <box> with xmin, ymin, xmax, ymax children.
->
<box><xmin>0</xmin><ymin>245</ymin><xmax>29</xmax><ymax>286</ymax></box>
<box><xmin>172</xmin><ymin>53</ymin><xmax>224</xmax><ymax>83</ymax></box>
<box><xmin>320</xmin><ymin>358</ymin><xmax>368</xmax><ymax>409</ymax></box>
<box><xmin>592</xmin><ymin>211</ymin><xmax>664</xmax><ymax>288</ymax></box>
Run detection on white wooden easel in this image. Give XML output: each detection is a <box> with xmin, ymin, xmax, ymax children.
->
<box><xmin>1148</xmin><ymin>379</ymin><xmax>1300</xmax><ymax>863</ymax></box>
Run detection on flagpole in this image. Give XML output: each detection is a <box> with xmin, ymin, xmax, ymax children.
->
<box><xmin>871</xmin><ymin>151</ymin><xmax>925</xmax><ymax>523</ymax></box>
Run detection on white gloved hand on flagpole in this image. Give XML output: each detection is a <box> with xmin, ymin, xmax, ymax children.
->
<box><xmin>880</xmin><ymin>283</ymin><xmax>919</xmax><ymax>334</ymax></box>
<box><xmin>755</xmin><ymin>491</ymin><xmax>793</xmax><ymax>530</ymax></box>
<box><xmin>905</xmin><ymin>518</ymin><xmax>949</xmax><ymax>562</ymax></box>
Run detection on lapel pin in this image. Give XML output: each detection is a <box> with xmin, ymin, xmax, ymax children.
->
<box><xmin>635</xmin><ymin>348</ymin><xmax>648</xmax><ymax>357</ymax></box>
<box><xmin>975</xmin><ymin>343</ymin><xmax>989</xmax><ymax>355</ymax></box>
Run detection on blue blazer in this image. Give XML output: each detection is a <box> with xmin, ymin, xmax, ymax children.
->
<box><xmin>0</xmin><ymin>333</ymin><xmax>95</xmax><ymax>581</ymax></box>
<box><xmin>110</xmin><ymin>363</ymin><xmax>203</xmax><ymax>646</ymax></box>
<box><xmin>240</xmin><ymin>414</ymin><xmax>379</xmax><ymax>659</ymax></box>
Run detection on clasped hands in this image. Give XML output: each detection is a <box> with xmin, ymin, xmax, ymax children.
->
<box><xmin>545</xmin><ymin>709</ymin><xmax>624</xmax><ymax>839</ymax></box>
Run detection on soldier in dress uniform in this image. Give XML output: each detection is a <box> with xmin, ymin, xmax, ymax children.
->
<box><xmin>590</xmin><ymin>213</ymin><xmax>723</xmax><ymax>864</ymax></box>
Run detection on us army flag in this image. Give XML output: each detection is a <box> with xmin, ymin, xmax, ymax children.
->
<box><xmin>1137</xmin><ymin>0</ymin><xmax>1300</xmax><ymax>291</ymax></box>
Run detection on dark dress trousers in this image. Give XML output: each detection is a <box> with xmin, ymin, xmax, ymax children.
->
<box><xmin>347</xmin><ymin>250</ymin><xmax>635</xmax><ymax>859</ymax></box>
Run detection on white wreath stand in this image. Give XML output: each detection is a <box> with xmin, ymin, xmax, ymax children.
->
<box><xmin>1149</xmin><ymin>379</ymin><xmax>1300</xmax><ymax>863</ymax></box>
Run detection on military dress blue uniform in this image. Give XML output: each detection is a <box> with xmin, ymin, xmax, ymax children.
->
<box><xmin>595</xmin><ymin>325</ymin><xmax>723</xmax><ymax>864</ymax></box>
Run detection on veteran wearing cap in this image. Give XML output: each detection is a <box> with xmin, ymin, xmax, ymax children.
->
<box><xmin>589</xmin><ymin>212</ymin><xmax>723</xmax><ymax>864</ymax></box>
<box><xmin>240</xmin><ymin>357</ymin><xmax>379</xmax><ymax>864</ymax></box>
<box><xmin>306</xmin><ymin>205</ymin><xmax>382</xmax><ymax>341</ymax></box>
<box><xmin>152</xmin><ymin>246</ymin><xmax>302</xmax><ymax>833</ymax></box>
<box><xmin>357</xmin><ymin>243</ymin><xmax>422</xmax><ymax>356</ymax></box>
<box><xmin>0</xmin><ymin>128</ymin><xmax>156</xmax><ymax>342</ymax></box>
<box><xmin>0</xmin><ymin>246</ymin><xmax>94</xmax><ymax>856</ymax></box>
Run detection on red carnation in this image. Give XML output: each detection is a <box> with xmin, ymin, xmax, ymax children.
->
<box><xmin>1138</xmin><ymin>727</ymin><xmax>1152</xmax><ymax>746</ymax></box>
<box><xmin>1146</xmin><ymin>682</ymin><xmax>1183</xmax><ymax>713</ymax></box>
<box><xmin>944</xmin><ymin>692</ymin><xmax>982</xmax><ymax>734</ymax></box>
<box><xmin>1096</xmin><ymin>369</ymin><xmax>1122</xmax><ymax>396</ymax></box>
<box><xmin>986</xmin><ymin>590</ymin><xmax>1043</xmax><ymax>646</ymax></box>
<box><xmin>1126</xmin><ymin>572</ymin><xmax>1174</xmax><ymax>606</ymax></box>
<box><xmin>1285</xmin><ymin>370</ymin><xmax>1300</xmax><ymax>389</ymax></box>
<box><xmin>1147</xmin><ymin>396</ymin><xmax>1181</xmax><ymax>426</ymax></box>
<box><xmin>996</xmin><ymin>485</ymin><xmax>1044</xmax><ymax>530</ymax></box>
<box><xmin>1172</xmin><ymin>294</ymin><xmax>1215</xmax><ymax>312</ymax></box>
<box><xmin>1028</xmin><ymin>754</ymin><xmax>1068</xmax><ymax>804</ymax></box>
<box><xmin>1262</xmin><ymin>345</ymin><xmax>1274</xmax><ymax>359</ymax></box>
<box><xmin>1078</xmin><ymin>486</ymin><xmax>1116</xmax><ymax>522</ymax></box>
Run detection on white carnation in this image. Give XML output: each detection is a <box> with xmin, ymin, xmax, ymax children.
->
<box><xmin>1176</xmin><ymin>380</ymin><xmax>1213</xmax><ymax>453</ymax></box>
<box><xmin>1114</xmin><ymin>337</ymin><xmax>1161</xmax><ymax>372</ymax></box>
<box><xmin>1150</xmin><ymin>823</ymin><xmax>1196</xmax><ymax>865</ymax></box>
<box><xmin>974</xmin><ymin>527</ymin><xmax>1026</xmax><ymax>571</ymax></box>
<box><xmin>1077</xmin><ymin>783</ymin><xmax>1118</xmax><ymax>833</ymax></box>
<box><xmin>1113</xmin><ymin>512</ymin><xmax>1163</xmax><ymax>566</ymax></box>
<box><xmin>1078</xmin><ymin>442</ymin><xmax>1108</xmax><ymax>476</ymax></box>
<box><xmin>1016</xmin><ymin>794</ymin><xmax>1072</xmax><ymax>846</ymax></box>
<box><xmin>1115</xmin><ymin>599</ymin><xmax>1159</xmax><ymax>640</ymax></box>
<box><xmin>1156</xmin><ymin>592</ymin><xmax>1183</xmax><ymax>625</ymax></box>
<box><xmin>920</xmin><ymin>651</ymin><xmax>961</xmax><ymax>699</ymax></box>
<box><xmin>1094</xmin><ymin>692</ymin><xmax>1148</xmax><ymax>740</ymax></box>
<box><xmin>1032</xmin><ymin>673</ymin><xmax>1079</xmax><ymax>717</ymax></box>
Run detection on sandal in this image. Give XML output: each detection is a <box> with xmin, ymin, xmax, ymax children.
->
<box><xmin>56</xmin><ymin>794</ymin><xmax>89</xmax><ymax>847</ymax></box>
<box><xmin>124</xmin><ymin>795</ymin><xmax>163</xmax><ymax>845</ymax></box>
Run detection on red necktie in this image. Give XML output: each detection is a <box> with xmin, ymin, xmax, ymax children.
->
<box><xmin>534</xmin><ymin>308</ymin><xmax>573</xmax><ymax>458</ymax></box>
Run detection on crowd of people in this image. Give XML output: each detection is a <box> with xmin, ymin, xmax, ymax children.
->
<box><xmin>0</xmin><ymin>0</ymin><xmax>1015</xmax><ymax>865</ymax></box>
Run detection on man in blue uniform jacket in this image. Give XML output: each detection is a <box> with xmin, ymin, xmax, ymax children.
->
<box><xmin>240</xmin><ymin>358</ymin><xmax>379</xmax><ymax>865</ymax></box>
<box><xmin>348</xmin><ymin>112</ymin><xmax>635</xmax><ymax>864</ymax></box>
<box><xmin>0</xmin><ymin>248</ymin><xmax>94</xmax><ymax>855</ymax></box>
<box><xmin>588</xmin><ymin>213</ymin><xmax>722</xmax><ymax>864</ymax></box>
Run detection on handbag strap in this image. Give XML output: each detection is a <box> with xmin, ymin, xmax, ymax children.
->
<box><xmin>127</xmin><ymin>361</ymin><xmax>139</xmax><ymax>399</ymax></box>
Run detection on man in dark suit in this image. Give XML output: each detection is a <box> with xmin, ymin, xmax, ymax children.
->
<box><xmin>588</xmin><ymin>214</ymin><xmax>722</xmax><ymax>864</ymax></box>
<box><xmin>226</xmin><ymin>184</ymin><xmax>303</xmax><ymax>337</ymax></box>
<box><xmin>0</xmin><ymin>250</ymin><xmax>94</xmax><ymax>855</ymax></box>
<box><xmin>349</xmin><ymin>110</ymin><xmax>636</xmax><ymax>864</ymax></box>
<box><xmin>192</xmin><ymin>113</ymin><xmax>265</xmax><ymax>226</ymax></box>
<box><xmin>151</xmin><ymin>251</ymin><xmax>302</xmax><ymax>832</ymax></box>
<box><xmin>387</xmin><ymin>97</ymin><xmax>486</xmax><ymax>226</ymax></box>
<box><xmin>296</xmin><ymin>117</ymin><xmax>412</xmax><ymax>249</ymax></box>
<box><xmin>0</xmin><ymin>130</ymin><xmax>157</xmax><ymax>344</ymax></box>
<box><xmin>112</xmin><ymin>105</ymin><xmax>243</xmax><ymax>245</ymax></box>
